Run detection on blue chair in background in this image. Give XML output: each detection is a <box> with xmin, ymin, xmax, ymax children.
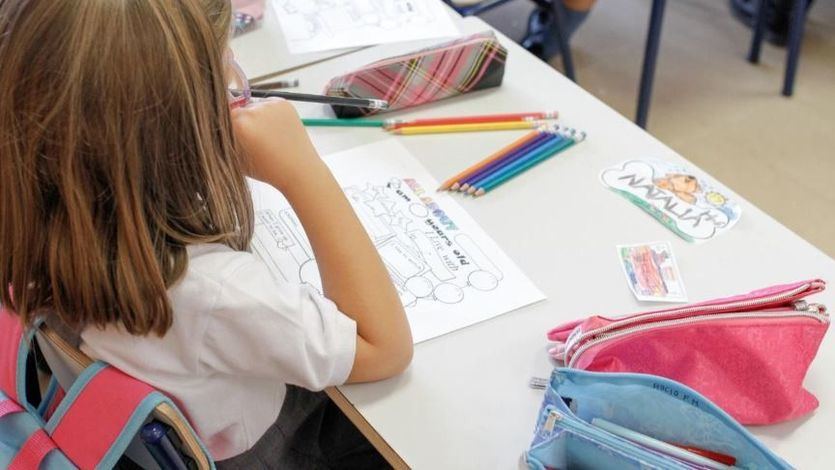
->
<box><xmin>447</xmin><ymin>0</ymin><xmax>812</xmax><ymax>129</ymax></box>
<box><xmin>637</xmin><ymin>0</ymin><xmax>812</xmax><ymax>128</ymax></box>
<box><xmin>748</xmin><ymin>0</ymin><xmax>810</xmax><ymax>96</ymax></box>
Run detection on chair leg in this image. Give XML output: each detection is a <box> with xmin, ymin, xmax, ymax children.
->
<box><xmin>782</xmin><ymin>0</ymin><xmax>807</xmax><ymax>96</ymax></box>
<box><xmin>636</xmin><ymin>0</ymin><xmax>667</xmax><ymax>129</ymax></box>
<box><xmin>551</xmin><ymin>2</ymin><xmax>576</xmax><ymax>82</ymax></box>
<box><xmin>748</xmin><ymin>0</ymin><xmax>768</xmax><ymax>63</ymax></box>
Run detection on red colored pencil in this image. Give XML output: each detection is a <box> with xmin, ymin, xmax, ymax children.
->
<box><xmin>384</xmin><ymin>111</ymin><xmax>558</xmax><ymax>130</ymax></box>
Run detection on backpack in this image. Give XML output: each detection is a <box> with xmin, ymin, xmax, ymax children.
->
<box><xmin>0</xmin><ymin>308</ymin><xmax>213</xmax><ymax>469</ymax></box>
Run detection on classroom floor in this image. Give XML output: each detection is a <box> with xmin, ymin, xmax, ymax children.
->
<box><xmin>481</xmin><ymin>0</ymin><xmax>835</xmax><ymax>257</ymax></box>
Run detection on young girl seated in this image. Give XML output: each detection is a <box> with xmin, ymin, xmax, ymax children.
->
<box><xmin>0</xmin><ymin>0</ymin><xmax>412</xmax><ymax>467</ymax></box>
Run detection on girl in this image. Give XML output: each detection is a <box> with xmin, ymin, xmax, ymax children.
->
<box><xmin>0</xmin><ymin>0</ymin><xmax>412</xmax><ymax>467</ymax></box>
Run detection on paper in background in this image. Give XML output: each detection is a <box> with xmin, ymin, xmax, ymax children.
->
<box><xmin>249</xmin><ymin>139</ymin><xmax>545</xmax><ymax>343</ymax></box>
<box><xmin>272</xmin><ymin>0</ymin><xmax>460</xmax><ymax>54</ymax></box>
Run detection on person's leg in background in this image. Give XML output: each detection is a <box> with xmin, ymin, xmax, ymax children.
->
<box><xmin>562</xmin><ymin>0</ymin><xmax>597</xmax><ymax>37</ymax></box>
<box><xmin>524</xmin><ymin>0</ymin><xmax>596</xmax><ymax>60</ymax></box>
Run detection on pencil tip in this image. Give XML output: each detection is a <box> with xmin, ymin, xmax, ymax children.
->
<box><xmin>475</xmin><ymin>189</ymin><xmax>486</xmax><ymax>197</ymax></box>
<box><xmin>450</xmin><ymin>183</ymin><xmax>460</xmax><ymax>191</ymax></box>
<box><xmin>459</xmin><ymin>184</ymin><xmax>470</xmax><ymax>192</ymax></box>
<box><xmin>466</xmin><ymin>187</ymin><xmax>476</xmax><ymax>195</ymax></box>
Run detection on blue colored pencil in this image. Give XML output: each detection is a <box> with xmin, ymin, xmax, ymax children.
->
<box><xmin>459</xmin><ymin>131</ymin><xmax>559</xmax><ymax>190</ymax></box>
<box><xmin>464</xmin><ymin>133</ymin><xmax>566</xmax><ymax>191</ymax></box>
<box><xmin>472</xmin><ymin>135</ymin><xmax>578</xmax><ymax>196</ymax></box>
<box><xmin>458</xmin><ymin>131</ymin><xmax>557</xmax><ymax>192</ymax></box>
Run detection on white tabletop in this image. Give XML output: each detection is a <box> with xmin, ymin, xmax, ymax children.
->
<box><xmin>240</xmin><ymin>16</ymin><xmax>835</xmax><ymax>470</ymax></box>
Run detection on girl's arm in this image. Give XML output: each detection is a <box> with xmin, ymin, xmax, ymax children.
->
<box><xmin>232</xmin><ymin>99</ymin><xmax>413</xmax><ymax>382</ymax></box>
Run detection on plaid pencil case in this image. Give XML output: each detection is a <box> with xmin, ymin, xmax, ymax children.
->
<box><xmin>323</xmin><ymin>31</ymin><xmax>508</xmax><ymax>118</ymax></box>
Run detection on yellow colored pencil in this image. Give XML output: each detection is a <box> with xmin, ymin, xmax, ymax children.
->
<box><xmin>389</xmin><ymin>120</ymin><xmax>541</xmax><ymax>135</ymax></box>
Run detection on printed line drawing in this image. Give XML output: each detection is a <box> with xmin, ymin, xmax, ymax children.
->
<box><xmin>271</xmin><ymin>0</ymin><xmax>459</xmax><ymax>54</ymax></box>
<box><xmin>251</xmin><ymin>177</ymin><xmax>505</xmax><ymax>309</ymax></box>
<box><xmin>277</xmin><ymin>0</ymin><xmax>438</xmax><ymax>41</ymax></box>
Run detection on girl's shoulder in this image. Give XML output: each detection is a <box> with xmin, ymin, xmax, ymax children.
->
<box><xmin>184</xmin><ymin>243</ymin><xmax>260</xmax><ymax>285</ymax></box>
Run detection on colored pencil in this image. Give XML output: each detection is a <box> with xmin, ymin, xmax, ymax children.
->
<box><xmin>468</xmin><ymin>137</ymin><xmax>572</xmax><ymax>195</ymax></box>
<box><xmin>438</xmin><ymin>130</ymin><xmax>542</xmax><ymax>191</ymax></box>
<box><xmin>385</xmin><ymin>111</ymin><xmax>558</xmax><ymax>130</ymax></box>
<box><xmin>389</xmin><ymin>121</ymin><xmax>540</xmax><ymax>136</ymax></box>
<box><xmin>458</xmin><ymin>132</ymin><xmax>557</xmax><ymax>192</ymax></box>
<box><xmin>244</xmin><ymin>89</ymin><xmax>389</xmax><ymax>109</ymax></box>
<box><xmin>472</xmin><ymin>134</ymin><xmax>579</xmax><ymax>196</ymax></box>
<box><xmin>472</xmin><ymin>136</ymin><xmax>575</xmax><ymax>193</ymax></box>
<box><xmin>459</xmin><ymin>132</ymin><xmax>562</xmax><ymax>192</ymax></box>
<box><xmin>301</xmin><ymin>118</ymin><xmax>385</xmax><ymax>127</ymax></box>
<box><xmin>438</xmin><ymin>130</ymin><xmax>541</xmax><ymax>191</ymax></box>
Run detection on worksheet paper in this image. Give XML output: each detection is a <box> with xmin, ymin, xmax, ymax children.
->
<box><xmin>272</xmin><ymin>0</ymin><xmax>460</xmax><ymax>54</ymax></box>
<box><xmin>249</xmin><ymin>140</ymin><xmax>545</xmax><ymax>343</ymax></box>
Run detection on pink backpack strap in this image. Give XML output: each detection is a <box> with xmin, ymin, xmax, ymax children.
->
<box><xmin>8</xmin><ymin>429</ymin><xmax>57</xmax><ymax>470</ymax></box>
<box><xmin>45</xmin><ymin>362</ymin><xmax>165</xmax><ymax>469</ymax></box>
<box><xmin>1</xmin><ymin>390</ymin><xmax>68</xmax><ymax>470</ymax></box>
<box><xmin>0</xmin><ymin>308</ymin><xmax>29</xmax><ymax>405</ymax></box>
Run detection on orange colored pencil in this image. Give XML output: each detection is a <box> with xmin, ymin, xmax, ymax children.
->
<box><xmin>437</xmin><ymin>130</ymin><xmax>541</xmax><ymax>191</ymax></box>
<box><xmin>386</xmin><ymin>111</ymin><xmax>558</xmax><ymax>130</ymax></box>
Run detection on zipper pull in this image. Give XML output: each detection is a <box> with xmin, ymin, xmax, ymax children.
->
<box><xmin>793</xmin><ymin>300</ymin><xmax>828</xmax><ymax>316</ymax></box>
<box><xmin>543</xmin><ymin>410</ymin><xmax>562</xmax><ymax>432</ymax></box>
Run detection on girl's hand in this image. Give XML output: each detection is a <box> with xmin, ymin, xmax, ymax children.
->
<box><xmin>231</xmin><ymin>98</ymin><xmax>327</xmax><ymax>190</ymax></box>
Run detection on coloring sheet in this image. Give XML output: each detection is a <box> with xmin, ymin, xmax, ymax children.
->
<box><xmin>249</xmin><ymin>139</ymin><xmax>545</xmax><ymax>343</ymax></box>
<box><xmin>601</xmin><ymin>160</ymin><xmax>742</xmax><ymax>243</ymax></box>
<box><xmin>272</xmin><ymin>0</ymin><xmax>459</xmax><ymax>54</ymax></box>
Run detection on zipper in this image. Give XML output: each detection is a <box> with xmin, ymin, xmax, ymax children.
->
<box><xmin>539</xmin><ymin>409</ymin><xmax>689</xmax><ymax>469</ymax></box>
<box><xmin>564</xmin><ymin>282</ymin><xmax>820</xmax><ymax>360</ymax></box>
<box><xmin>567</xmin><ymin>306</ymin><xmax>828</xmax><ymax>368</ymax></box>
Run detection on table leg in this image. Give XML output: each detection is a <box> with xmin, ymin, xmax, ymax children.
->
<box><xmin>551</xmin><ymin>2</ymin><xmax>576</xmax><ymax>81</ymax></box>
<box><xmin>783</xmin><ymin>0</ymin><xmax>808</xmax><ymax>96</ymax></box>
<box><xmin>748</xmin><ymin>0</ymin><xmax>768</xmax><ymax>63</ymax></box>
<box><xmin>635</xmin><ymin>0</ymin><xmax>667</xmax><ymax>129</ymax></box>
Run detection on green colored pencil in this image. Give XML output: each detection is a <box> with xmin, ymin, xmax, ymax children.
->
<box><xmin>301</xmin><ymin>118</ymin><xmax>385</xmax><ymax>128</ymax></box>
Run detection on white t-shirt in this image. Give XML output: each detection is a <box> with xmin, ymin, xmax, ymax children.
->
<box><xmin>80</xmin><ymin>243</ymin><xmax>357</xmax><ymax>461</ymax></box>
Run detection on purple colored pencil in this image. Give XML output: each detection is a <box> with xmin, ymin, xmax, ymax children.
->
<box><xmin>458</xmin><ymin>131</ymin><xmax>556</xmax><ymax>191</ymax></box>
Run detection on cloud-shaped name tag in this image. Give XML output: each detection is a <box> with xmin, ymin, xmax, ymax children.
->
<box><xmin>600</xmin><ymin>160</ymin><xmax>741</xmax><ymax>243</ymax></box>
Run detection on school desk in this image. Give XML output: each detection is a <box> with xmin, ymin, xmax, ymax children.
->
<box><xmin>236</xmin><ymin>15</ymin><xmax>835</xmax><ymax>470</ymax></box>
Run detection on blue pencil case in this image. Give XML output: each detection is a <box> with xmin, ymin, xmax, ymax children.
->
<box><xmin>526</xmin><ymin>369</ymin><xmax>791</xmax><ymax>470</ymax></box>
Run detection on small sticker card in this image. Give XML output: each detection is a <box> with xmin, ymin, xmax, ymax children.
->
<box><xmin>601</xmin><ymin>160</ymin><xmax>742</xmax><ymax>243</ymax></box>
<box><xmin>617</xmin><ymin>242</ymin><xmax>687</xmax><ymax>303</ymax></box>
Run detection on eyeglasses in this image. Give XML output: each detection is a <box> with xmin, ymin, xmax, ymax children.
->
<box><xmin>226</xmin><ymin>53</ymin><xmax>251</xmax><ymax>109</ymax></box>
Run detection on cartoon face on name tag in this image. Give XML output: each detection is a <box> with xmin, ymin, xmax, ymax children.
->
<box><xmin>601</xmin><ymin>160</ymin><xmax>742</xmax><ymax>243</ymax></box>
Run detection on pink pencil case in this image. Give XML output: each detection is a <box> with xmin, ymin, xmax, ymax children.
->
<box><xmin>547</xmin><ymin>279</ymin><xmax>830</xmax><ymax>425</ymax></box>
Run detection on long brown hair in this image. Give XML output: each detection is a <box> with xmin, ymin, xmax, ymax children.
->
<box><xmin>0</xmin><ymin>0</ymin><xmax>253</xmax><ymax>336</ymax></box>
